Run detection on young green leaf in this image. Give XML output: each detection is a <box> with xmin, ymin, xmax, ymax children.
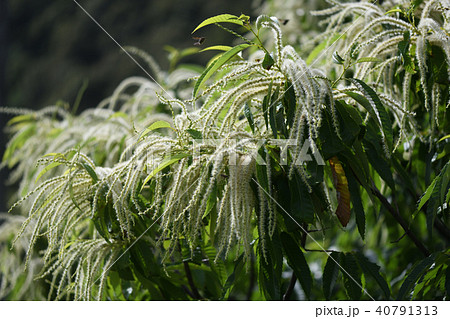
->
<box><xmin>35</xmin><ymin>162</ymin><xmax>63</xmax><ymax>183</ymax></box>
<box><xmin>141</xmin><ymin>153</ymin><xmax>190</xmax><ymax>191</ymax></box>
<box><xmin>140</xmin><ymin>120</ymin><xmax>174</xmax><ymax>140</ymax></box>
<box><xmin>194</xmin><ymin>44</ymin><xmax>252</xmax><ymax>97</ymax></box>
<box><xmin>192</xmin><ymin>14</ymin><xmax>244</xmax><ymax>33</ymax></box>
<box><xmin>200</xmin><ymin>45</ymin><xmax>232</xmax><ymax>52</ymax></box>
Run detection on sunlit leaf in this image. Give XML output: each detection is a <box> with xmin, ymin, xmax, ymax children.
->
<box><xmin>194</xmin><ymin>44</ymin><xmax>252</xmax><ymax>97</ymax></box>
<box><xmin>192</xmin><ymin>14</ymin><xmax>244</xmax><ymax>33</ymax></box>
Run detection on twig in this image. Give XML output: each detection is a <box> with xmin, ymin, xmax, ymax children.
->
<box><xmin>304</xmin><ymin>248</ymin><xmax>339</xmax><ymax>253</ymax></box>
<box><xmin>183</xmin><ymin>260</ymin><xmax>202</xmax><ymax>300</ymax></box>
<box><xmin>283</xmin><ymin>273</ymin><xmax>297</xmax><ymax>301</ymax></box>
<box><xmin>370</xmin><ymin>184</ymin><xmax>430</xmax><ymax>257</ymax></box>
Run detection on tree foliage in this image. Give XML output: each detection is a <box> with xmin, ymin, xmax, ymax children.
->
<box><xmin>1</xmin><ymin>0</ymin><xmax>449</xmax><ymax>300</ymax></box>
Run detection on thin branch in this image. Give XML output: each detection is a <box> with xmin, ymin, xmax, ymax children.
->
<box><xmin>283</xmin><ymin>273</ymin><xmax>297</xmax><ymax>301</ymax></box>
<box><xmin>370</xmin><ymin>184</ymin><xmax>430</xmax><ymax>257</ymax></box>
<box><xmin>304</xmin><ymin>248</ymin><xmax>339</xmax><ymax>253</ymax></box>
<box><xmin>183</xmin><ymin>260</ymin><xmax>202</xmax><ymax>300</ymax></box>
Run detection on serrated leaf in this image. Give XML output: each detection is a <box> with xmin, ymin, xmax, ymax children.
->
<box><xmin>199</xmin><ymin>45</ymin><xmax>232</xmax><ymax>52</ymax></box>
<box><xmin>349</xmin><ymin>79</ymin><xmax>393</xmax><ymax>154</ymax></box>
<box><xmin>425</xmin><ymin>162</ymin><xmax>450</xmax><ymax>237</ymax></box>
<box><xmin>280</xmin><ymin>232</ymin><xmax>312</xmax><ymax>298</ymax></box>
<box><xmin>244</xmin><ymin>103</ymin><xmax>255</xmax><ymax>133</ymax></box>
<box><xmin>346</xmin><ymin>169</ymin><xmax>366</xmax><ymax>240</ymax></box>
<box><xmin>141</xmin><ymin>153</ymin><xmax>190</xmax><ymax>191</ymax></box>
<box><xmin>192</xmin><ymin>14</ymin><xmax>243</xmax><ymax>33</ymax></box>
<box><xmin>140</xmin><ymin>120</ymin><xmax>173</xmax><ymax>140</ymax></box>
<box><xmin>340</xmin><ymin>253</ymin><xmax>362</xmax><ymax>300</ymax></box>
<box><xmin>397</xmin><ymin>255</ymin><xmax>435</xmax><ymax>300</ymax></box>
<box><xmin>355</xmin><ymin>252</ymin><xmax>390</xmax><ymax>299</ymax></box>
<box><xmin>417</xmin><ymin>178</ymin><xmax>437</xmax><ymax>212</ymax></box>
<box><xmin>193</xmin><ymin>44</ymin><xmax>251</xmax><ymax>97</ymax></box>
<box><xmin>323</xmin><ymin>252</ymin><xmax>340</xmax><ymax>300</ymax></box>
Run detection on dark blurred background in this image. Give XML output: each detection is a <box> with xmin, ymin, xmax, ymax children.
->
<box><xmin>0</xmin><ymin>0</ymin><xmax>256</xmax><ymax>212</ymax></box>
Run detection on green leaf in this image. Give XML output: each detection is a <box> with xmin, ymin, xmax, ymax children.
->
<box><xmin>221</xmin><ymin>253</ymin><xmax>244</xmax><ymax>299</ymax></box>
<box><xmin>282</xmin><ymin>80</ymin><xmax>296</xmax><ymax>128</ymax></box>
<box><xmin>349</xmin><ymin>79</ymin><xmax>393</xmax><ymax>153</ymax></box>
<box><xmin>141</xmin><ymin>153</ymin><xmax>190</xmax><ymax>191</ymax></box>
<box><xmin>262</xmin><ymin>81</ymin><xmax>273</xmax><ymax>130</ymax></box>
<box><xmin>340</xmin><ymin>253</ymin><xmax>362</xmax><ymax>300</ymax></box>
<box><xmin>398</xmin><ymin>31</ymin><xmax>415</xmax><ymax>74</ymax></box>
<box><xmin>362</xmin><ymin>119</ymin><xmax>395</xmax><ymax>191</ymax></box>
<box><xmin>140</xmin><ymin>120</ymin><xmax>173</xmax><ymax>140</ymax></box>
<box><xmin>6</xmin><ymin>114</ymin><xmax>35</xmax><ymax>126</ymax></box>
<box><xmin>262</xmin><ymin>52</ymin><xmax>275</xmax><ymax>70</ymax></box>
<box><xmin>323</xmin><ymin>252</ymin><xmax>340</xmax><ymax>300</ymax></box>
<box><xmin>192</xmin><ymin>14</ymin><xmax>244</xmax><ymax>33</ymax></box>
<box><xmin>355</xmin><ymin>252</ymin><xmax>390</xmax><ymax>299</ymax></box>
<box><xmin>332</xmin><ymin>51</ymin><xmax>345</xmax><ymax>64</ymax></box>
<box><xmin>425</xmin><ymin>162</ymin><xmax>450</xmax><ymax>237</ymax></box>
<box><xmin>258</xmin><ymin>231</ymin><xmax>283</xmax><ymax>300</ymax></box>
<box><xmin>35</xmin><ymin>162</ymin><xmax>63</xmax><ymax>183</ymax></box>
<box><xmin>244</xmin><ymin>103</ymin><xmax>255</xmax><ymax>133</ymax></box>
<box><xmin>397</xmin><ymin>254</ymin><xmax>435</xmax><ymax>300</ymax></box>
<box><xmin>430</xmin><ymin>45</ymin><xmax>449</xmax><ymax>85</ymax></box>
<box><xmin>280</xmin><ymin>232</ymin><xmax>312</xmax><ymax>298</ymax></box>
<box><xmin>417</xmin><ymin>178</ymin><xmax>437</xmax><ymax>212</ymax></box>
<box><xmin>385</xmin><ymin>8</ymin><xmax>403</xmax><ymax>15</ymax></box>
<box><xmin>356</xmin><ymin>57</ymin><xmax>383</xmax><ymax>63</ymax></box>
<box><xmin>80</xmin><ymin>162</ymin><xmax>98</xmax><ymax>183</ymax></box>
<box><xmin>269</xmin><ymin>100</ymin><xmax>278</xmax><ymax>139</ymax></box>
<box><xmin>199</xmin><ymin>45</ymin><xmax>232</xmax><ymax>52</ymax></box>
<box><xmin>289</xmin><ymin>171</ymin><xmax>315</xmax><ymax>224</ymax></box>
<box><xmin>193</xmin><ymin>44</ymin><xmax>251</xmax><ymax>97</ymax></box>
<box><xmin>186</xmin><ymin>129</ymin><xmax>203</xmax><ymax>140</ymax></box>
<box><xmin>346</xmin><ymin>169</ymin><xmax>366</xmax><ymax>240</ymax></box>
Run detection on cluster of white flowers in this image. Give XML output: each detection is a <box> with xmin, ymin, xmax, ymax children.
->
<box><xmin>2</xmin><ymin>0</ymin><xmax>448</xmax><ymax>300</ymax></box>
